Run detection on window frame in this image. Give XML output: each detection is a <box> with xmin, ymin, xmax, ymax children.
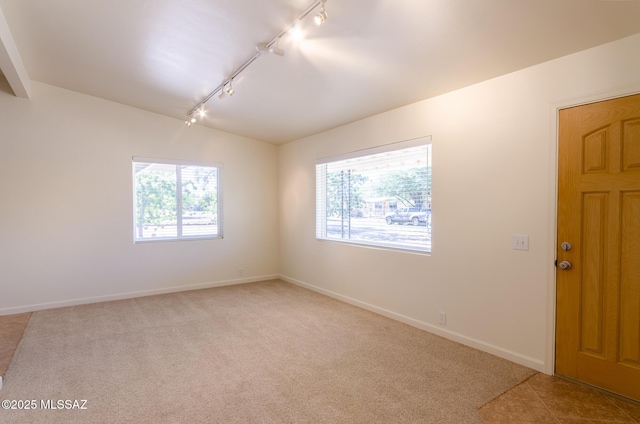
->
<box><xmin>132</xmin><ymin>157</ymin><xmax>223</xmax><ymax>243</ymax></box>
<box><xmin>315</xmin><ymin>136</ymin><xmax>432</xmax><ymax>254</ymax></box>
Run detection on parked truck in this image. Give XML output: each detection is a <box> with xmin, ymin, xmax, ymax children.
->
<box><xmin>385</xmin><ymin>207</ymin><xmax>429</xmax><ymax>226</ymax></box>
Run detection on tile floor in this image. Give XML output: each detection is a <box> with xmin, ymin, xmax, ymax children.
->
<box><xmin>1</xmin><ymin>313</ymin><xmax>639</xmax><ymax>423</ymax></box>
<box><xmin>0</xmin><ymin>313</ymin><xmax>31</xmax><ymax>382</ymax></box>
<box><xmin>480</xmin><ymin>373</ymin><xmax>640</xmax><ymax>423</ymax></box>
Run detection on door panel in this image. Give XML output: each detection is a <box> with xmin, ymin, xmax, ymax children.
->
<box><xmin>557</xmin><ymin>93</ymin><xmax>640</xmax><ymax>401</ymax></box>
<box><xmin>580</xmin><ymin>192</ymin><xmax>607</xmax><ymax>357</ymax></box>
<box><xmin>619</xmin><ymin>191</ymin><xmax>640</xmax><ymax>367</ymax></box>
<box><xmin>583</xmin><ymin>128</ymin><xmax>609</xmax><ymax>173</ymax></box>
<box><xmin>622</xmin><ymin>119</ymin><xmax>640</xmax><ymax>170</ymax></box>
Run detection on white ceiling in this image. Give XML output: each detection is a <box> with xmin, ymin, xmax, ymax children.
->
<box><xmin>1</xmin><ymin>0</ymin><xmax>640</xmax><ymax>144</ymax></box>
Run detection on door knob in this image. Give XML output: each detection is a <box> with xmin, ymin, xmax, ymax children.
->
<box><xmin>558</xmin><ymin>260</ymin><xmax>572</xmax><ymax>270</ymax></box>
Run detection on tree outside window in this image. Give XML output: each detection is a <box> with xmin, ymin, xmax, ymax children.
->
<box><xmin>133</xmin><ymin>159</ymin><xmax>222</xmax><ymax>242</ymax></box>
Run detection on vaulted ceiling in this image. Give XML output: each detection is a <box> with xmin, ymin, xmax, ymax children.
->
<box><xmin>1</xmin><ymin>0</ymin><xmax>640</xmax><ymax>144</ymax></box>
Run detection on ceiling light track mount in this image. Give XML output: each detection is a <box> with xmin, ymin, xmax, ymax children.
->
<box><xmin>185</xmin><ymin>0</ymin><xmax>328</xmax><ymax>126</ymax></box>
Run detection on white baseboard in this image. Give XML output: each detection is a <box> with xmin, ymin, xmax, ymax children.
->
<box><xmin>280</xmin><ymin>274</ymin><xmax>546</xmax><ymax>373</ymax></box>
<box><xmin>0</xmin><ymin>274</ymin><xmax>546</xmax><ymax>372</ymax></box>
<box><xmin>0</xmin><ymin>275</ymin><xmax>280</xmax><ymax>316</ymax></box>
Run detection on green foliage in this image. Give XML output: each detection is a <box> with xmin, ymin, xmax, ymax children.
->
<box><xmin>182</xmin><ymin>168</ymin><xmax>218</xmax><ymax>215</ymax></box>
<box><xmin>134</xmin><ymin>165</ymin><xmax>219</xmax><ymax>238</ymax></box>
<box><xmin>135</xmin><ymin>170</ymin><xmax>177</xmax><ymax>237</ymax></box>
<box><xmin>376</xmin><ymin>167</ymin><xmax>429</xmax><ymax>208</ymax></box>
<box><xmin>326</xmin><ymin>170</ymin><xmax>367</xmax><ymax>217</ymax></box>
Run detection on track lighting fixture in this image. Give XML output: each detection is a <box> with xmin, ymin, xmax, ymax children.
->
<box><xmin>256</xmin><ymin>43</ymin><xmax>269</xmax><ymax>55</ymax></box>
<box><xmin>314</xmin><ymin>2</ymin><xmax>327</xmax><ymax>26</ymax></box>
<box><xmin>270</xmin><ymin>39</ymin><xmax>285</xmax><ymax>56</ymax></box>
<box><xmin>270</xmin><ymin>46</ymin><xmax>285</xmax><ymax>56</ymax></box>
<box><xmin>185</xmin><ymin>113</ymin><xmax>197</xmax><ymax>126</ymax></box>
<box><xmin>257</xmin><ymin>40</ymin><xmax>285</xmax><ymax>57</ymax></box>
<box><xmin>225</xmin><ymin>82</ymin><xmax>234</xmax><ymax>96</ymax></box>
<box><xmin>218</xmin><ymin>81</ymin><xmax>235</xmax><ymax>99</ymax></box>
<box><xmin>185</xmin><ymin>0</ymin><xmax>329</xmax><ymax>126</ymax></box>
<box><xmin>185</xmin><ymin>107</ymin><xmax>205</xmax><ymax>125</ymax></box>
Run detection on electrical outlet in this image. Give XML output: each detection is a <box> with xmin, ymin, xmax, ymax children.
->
<box><xmin>238</xmin><ymin>267</ymin><xmax>244</xmax><ymax>277</ymax></box>
<box><xmin>438</xmin><ymin>311</ymin><xmax>446</xmax><ymax>325</ymax></box>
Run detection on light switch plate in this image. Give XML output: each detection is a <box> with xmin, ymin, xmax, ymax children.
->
<box><xmin>512</xmin><ymin>234</ymin><xmax>529</xmax><ymax>251</ymax></box>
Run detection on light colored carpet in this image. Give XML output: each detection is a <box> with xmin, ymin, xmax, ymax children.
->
<box><xmin>0</xmin><ymin>280</ymin><xmax>534</xmax><ymax>423</ymax></box>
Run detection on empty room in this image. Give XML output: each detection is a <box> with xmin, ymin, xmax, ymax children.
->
<box><xmin>1</xmin><ymin>0</ymin><xmax>640</xmax><ymax>422</ymax></box>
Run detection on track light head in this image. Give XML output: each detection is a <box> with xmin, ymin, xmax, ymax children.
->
<box><xmin>219</xmin><ymin>81</ymin><xmax>234</xmax><ymax>99</ymax></box>
<box><xmin>270</xmin><ymin>44</ymin><xmax>285</xmax><ymax>56</ymax></box>
<box><xmin>257</xmin><ymin>41</ymin><xmax>285</xmax><ymax>57</ymax></box>
<box><xmin>314</xmin><ymin>5</ymin><xmax>327</xmax><ymax>25</ymax></box>
<box><xmin>256</xmin><ymin>43</ymin><xmax>269</xmax><ymax>55</ymax></box>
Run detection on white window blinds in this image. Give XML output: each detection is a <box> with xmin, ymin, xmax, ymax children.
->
<box><xmin>316</xmin><ymin>137</ymin><xmax>432</xmax><ymax>253</ymax></box>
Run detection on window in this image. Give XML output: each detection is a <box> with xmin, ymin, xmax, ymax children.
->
<box><xmin>133</xmin><ymin>157</ymin><xmax>222</xmax><ymax>242</ymax></box>
<box><xmin>316</xmin><ymin>137</ymin><xmax>432</xmax><ymax>253</ymax></box>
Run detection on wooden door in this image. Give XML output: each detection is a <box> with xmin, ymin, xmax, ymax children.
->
<box><xmin>557</xmin><ymin>93</ymin><xmax>640</xmax><ymax>401</ymax></box>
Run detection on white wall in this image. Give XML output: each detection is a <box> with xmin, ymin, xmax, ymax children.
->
<box><xmin>0</xmin><ymin>81</ymin><xmax>279</xmax><ymax>314</ymax></box>
<box><xmin>3</xmin><ymin>33</ymin><xmax>640</xmax><ymax>373</ymax></box>
<box><xmin>278</xmin><ymin>33</ymin><xmax>640</xmax><ymax>372</ymax></box>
